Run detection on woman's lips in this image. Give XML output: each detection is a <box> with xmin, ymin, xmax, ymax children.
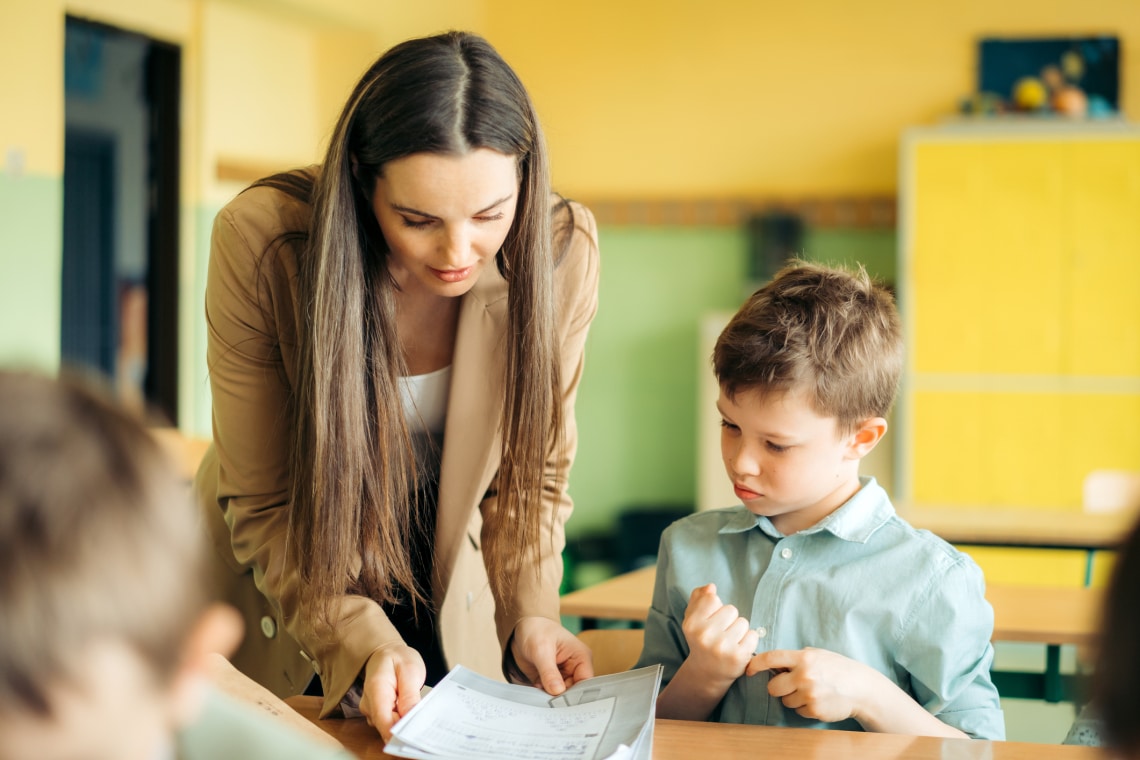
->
<box><xmin>431</xmin><ymin>265</ymin><xmax>474</xmax><ymax>282</ymax></box>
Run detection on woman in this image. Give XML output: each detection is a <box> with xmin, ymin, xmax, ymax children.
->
<box><xmin>195</xmin><ymin>31</ymin><xmax>598</xmax><ymax>737</ymax></box>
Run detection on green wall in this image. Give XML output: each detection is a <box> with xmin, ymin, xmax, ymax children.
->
<box><xmin>0</xmin><ymin>172</ymin><xmax>61</xmax><ymax>371</ymax></box>
<box><xmin>567</xmin><ymin>224</ymin><xmax>897</xmax><ymax>539</ymax></box>
<box><xmin>570</xmin><ymin>226</ymin><xmax>747</xmax><ymax>535</ymax></box>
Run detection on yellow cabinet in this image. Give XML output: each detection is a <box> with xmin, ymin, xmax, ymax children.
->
<box><xmin>900</xmin><ymin>124</ymin><xmax>1140</xmax><ymax>513</ymax></box>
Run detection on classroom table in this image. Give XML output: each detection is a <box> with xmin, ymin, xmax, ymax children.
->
<box><xmin>560</xmin><ymin>565</ymin><xmax>1102</xmax><ymax>702</ymax></box>
<box><xmin>283</xmin><ymin>695</ymin><xmax>1100</xmax><ymax>759</ymax></box>
<box><xmin>901</xmin><ymin>506</ymin><xmax>1131</xmax><ymax>549</ymax></box>
<box><xmin>901</xmin><ymin>505</ymin><xmax>1133</xmax><ymax>590</ymax></box>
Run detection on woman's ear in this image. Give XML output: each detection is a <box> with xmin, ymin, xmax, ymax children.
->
<box><xmin>846</xmin><ymin>416</ymin><xmax>888</xmax><ymax>460</ymax></box>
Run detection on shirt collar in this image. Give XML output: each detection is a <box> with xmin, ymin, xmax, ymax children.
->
<box><xmin>718</xmin><ymin>477</ymin><xmax>895</xmax><ymax>543</ymax></box>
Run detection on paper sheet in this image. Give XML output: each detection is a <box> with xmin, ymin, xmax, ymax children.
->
<box><xmin>385</xmin><ymin>665</ymin><xmax>661</xmax><ymax>760</ymax></box>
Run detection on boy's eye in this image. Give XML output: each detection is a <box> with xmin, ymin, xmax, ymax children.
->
<box><xmin>719</xmin><ymin>419</ymin><xmax>739</xmax><ymax>432</ymax></box>
<box><xmin>765</xmin><ymin>441</ymin><xmax>789</xmax><ymax>453</ymax></box>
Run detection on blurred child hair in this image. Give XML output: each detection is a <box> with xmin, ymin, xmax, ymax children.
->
<box><xmin>0</xmin><ymin>369</ymin><xmax>208</xmax><ymax>714</ymax></box>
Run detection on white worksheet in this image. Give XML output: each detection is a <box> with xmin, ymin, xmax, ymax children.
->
<box><xmin>385</xmin><ymin>665</ymin><xmax>662</xmax><ymax>760</ymax></box>
<box><xmin>391</xmin><ymin>676</ymin><xmax>614</xmax><ymax>760</ymax></box>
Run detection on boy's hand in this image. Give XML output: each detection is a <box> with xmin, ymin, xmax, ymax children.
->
<box><xmin>746</xmin><ymin>646</ymin><xmax>872</xmax><ymax>723</ymax></box>
<box><xmin>680</xmin><ymin>583</ymin><xmax>760</xmax><ymax>686</ymax></box>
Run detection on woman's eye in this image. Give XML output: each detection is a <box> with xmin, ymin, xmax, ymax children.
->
<box><xmin>475</xmin><ymin>213</ymin><xmax>505</xmax><ymax>223</ymax></box>
<box><xmin>401</xmin><ymin>217</ymin><xmax>433</xmax><ymax>229</ymax></box>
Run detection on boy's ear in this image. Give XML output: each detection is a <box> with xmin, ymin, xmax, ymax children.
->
<box><xmin>168</xmin><ymin>604</ymin><xmax>244</xmax><ymax>726</ymax></box>
<box><xmin>846</xmin><ymin>416</ymin><xmax>888</xmax><ymax>460</ymax></box>
<box><xmin>189</xmin><ymin>603</ymin><xmax>244</xmax><ymax>662</ymax></box>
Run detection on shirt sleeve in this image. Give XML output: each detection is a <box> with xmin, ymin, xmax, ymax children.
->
<box><xmin>895</xmin><ymin>554</ymin><xmax>1006</xmax><ymax>739</ymax></box>
<box><xmin>178</xmin><ymin>688</ymin><xmax>357</xmax><ymax>759</ymax></box>
<box><xmin>633</xmin><ymin>529</ymin><xmax>689</xmax><ymax>685</ymax></box>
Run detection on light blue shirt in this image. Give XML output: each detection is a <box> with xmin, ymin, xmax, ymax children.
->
<box><xmin>634</xmin><ymin>478</ymin><xmax>1005</xmax><ymax>739</ymax></box>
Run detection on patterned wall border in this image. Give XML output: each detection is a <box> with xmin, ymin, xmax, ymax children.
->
<box><xmin>577</xmin><ymin>196</ymin><xmax>896</xmax><ymax>229</ymax></box>
<box><xmin>217</xmin><ymin>159</ymin><xmax>896</xmax><ymax>230</ymax></box>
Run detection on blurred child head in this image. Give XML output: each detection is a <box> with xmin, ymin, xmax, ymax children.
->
<box><xmin>711</xmin><ymin>262</ymin><xmax>902</xmax><ymax>531</ymax></box>
<box><xmin>0</xmin><ymin>371</ymin><xmax>240</xmax><ymax>760</ymax></box>
<box><xmin>1094</xmin><ymin>515</ymin><xmax>1140</xmax><ymax>758</ymax></box>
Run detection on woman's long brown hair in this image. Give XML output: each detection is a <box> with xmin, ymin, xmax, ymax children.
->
<box><xmin>257</xmin><ymin>32</ymin><xmax>570</xmax><ymax>632</ymax></box>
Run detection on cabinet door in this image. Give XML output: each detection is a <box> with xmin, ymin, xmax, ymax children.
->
<box><xmin>1063</xmin><ymin>139</ymin><xmax>1140</xmax><ymax>377</ymax></box>
<box><xmin>905</xmin><ymin>132</ymin><xmax>1140</xmax><ymax>509</ymax></box>
<box><xmin>911</xmin><ymin>140</ymin><xmax>1066</xmax><ymax>376</ymax></box>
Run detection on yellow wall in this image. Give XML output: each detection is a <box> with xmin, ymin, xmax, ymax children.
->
<box><xmin>486</xmin><ymin>0</ymin><xmax>1140</xmax><ymax>199</ymax></box>
<box><xmin>1</xmin><ymin>0</ymin><xmax>65</xmax><ymax>176</ymax></box>
<box><xmin>3</xmin><ymin>0</ymin><xmax>1138</xmax><ymax>431</ymax></box>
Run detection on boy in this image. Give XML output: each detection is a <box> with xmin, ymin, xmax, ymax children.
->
<box><xmin>635</xmin><ymin>262</ymin><xmax>1004</xmax><ymax>739</ymax></box>
<box><xmin>0</xmin><ymin>371</ymin><xmax>352</xmax><ymax>760</ymax></box>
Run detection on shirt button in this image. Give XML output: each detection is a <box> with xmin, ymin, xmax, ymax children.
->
<box><xmin>756</xmin><ymin>626</ymin><xmax>768</xmax><ymax>639</ymax></box>
<box><xmin>780</xmin><ymin>547</ymin><xmax>793</xmax><ymax>560</ymax></box>
<box><xmin>260</xmin><ymin>615</ymin><xmax>277</xmax><ymax>639</ymax></box>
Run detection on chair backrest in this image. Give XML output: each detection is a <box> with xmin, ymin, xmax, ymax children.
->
<box><xmin>1082</xmin><ymin>470</ymin><xmax>1140</xmax><ymax>514</ymax></box>
<box><xmin>577</xmin><ymin>628</ymin><xmax>645</xmax><ymax>676</ymax></box>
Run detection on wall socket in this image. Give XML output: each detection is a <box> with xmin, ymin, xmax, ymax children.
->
<box><xmin>5</xmin><ymin>146</ymin><xmax>26</xmax><ymax>178</ymax></box>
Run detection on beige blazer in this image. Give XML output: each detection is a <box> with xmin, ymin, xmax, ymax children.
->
<box><xmin>195</xmin><ymin>178</ymin><xmax>599</xmax><ymax>717</ymax></box>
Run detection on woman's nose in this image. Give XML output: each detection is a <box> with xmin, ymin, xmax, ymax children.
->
<box><xmin>441</xmin><ymin>224</ymin><xmax>471</xmax><ymax>263</ymax></box>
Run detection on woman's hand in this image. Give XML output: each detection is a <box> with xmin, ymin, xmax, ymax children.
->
<box><xmin>358</xmin><ymin>643</ymin><xmax>427</xmax><ymax>739</ymax></box>
<box><xmin>509</xmin><ymin>617</ymin><xmax>594</xmax><ymax>695</ymax></box>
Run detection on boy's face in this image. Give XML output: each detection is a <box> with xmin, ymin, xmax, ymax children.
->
<box><xmin>0</xmin><ymin>640</ymin><xmax>181</xmax><ymax>760</ymax></box>
<box><xmin>717</xmin><ymin>386</ymin><xmax>871</xmax><ymax>535</ymax></box>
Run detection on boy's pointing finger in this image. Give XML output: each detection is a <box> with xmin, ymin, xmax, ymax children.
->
<box><xmin>746</xmin><ymin>648</ymin><xmax>799</xmax><ymax>676</ymax></box>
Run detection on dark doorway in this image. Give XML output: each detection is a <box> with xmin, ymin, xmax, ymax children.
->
<box><xmin>61</xmin><ymin>131</ymin><xmax>116</xmax><ymax>375</ymax></box>
<box><xmin>63</xmin><ymin>17</ymin><xmax>181</xmax><ymax>424</ymax></box>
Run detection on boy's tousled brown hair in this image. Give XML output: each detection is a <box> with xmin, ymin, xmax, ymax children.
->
<box><xmin>0</xmin><ymin>371</ymin><xmax>207</xmax><ymax>716</ymax></box>
<box><xmin>713</xmin><ymin>261</ymin><xmax>903</xmax><ymax>433</ymax></box>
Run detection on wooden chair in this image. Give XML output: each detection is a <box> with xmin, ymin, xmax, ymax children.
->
<box><xmin>577</xmin><ymin>628</ymin><xmax>644</xmax><ymax>676</ymax></box>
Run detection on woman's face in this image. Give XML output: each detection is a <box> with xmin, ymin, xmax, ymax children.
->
<box><xmin>372</xmin><ymin>148</ymin><xmax>520</xmax><ymax>300</ymax></box>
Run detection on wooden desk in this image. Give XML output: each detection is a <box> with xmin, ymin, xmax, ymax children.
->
<box><xmin>561</xmin><ymin>565</ymin><xmax>657</xmax><ymax>624</ymax></box>
<box><xmin>284</xmin><ymin>695</ymin><xmax>1099</xmax><ymax>759</ymax></box>
<box><xmin>902</xmin><ymin>506</ymin><xmax>1134</xmax><ymax>589</ymax></box>
<box><xmin>901</xmin><ymin>506</ymin><xmax>1132</xmax><ymax>550</ymax></box>
<box><xmin>561</xmin><ymin>566</ymin><xmax>1102</xmax><ymax>644</ymax></box>
<box><xmin>560</xmin><ymin>566</ymin><xmax>1103</xmax><ymax>702</ymax></box>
